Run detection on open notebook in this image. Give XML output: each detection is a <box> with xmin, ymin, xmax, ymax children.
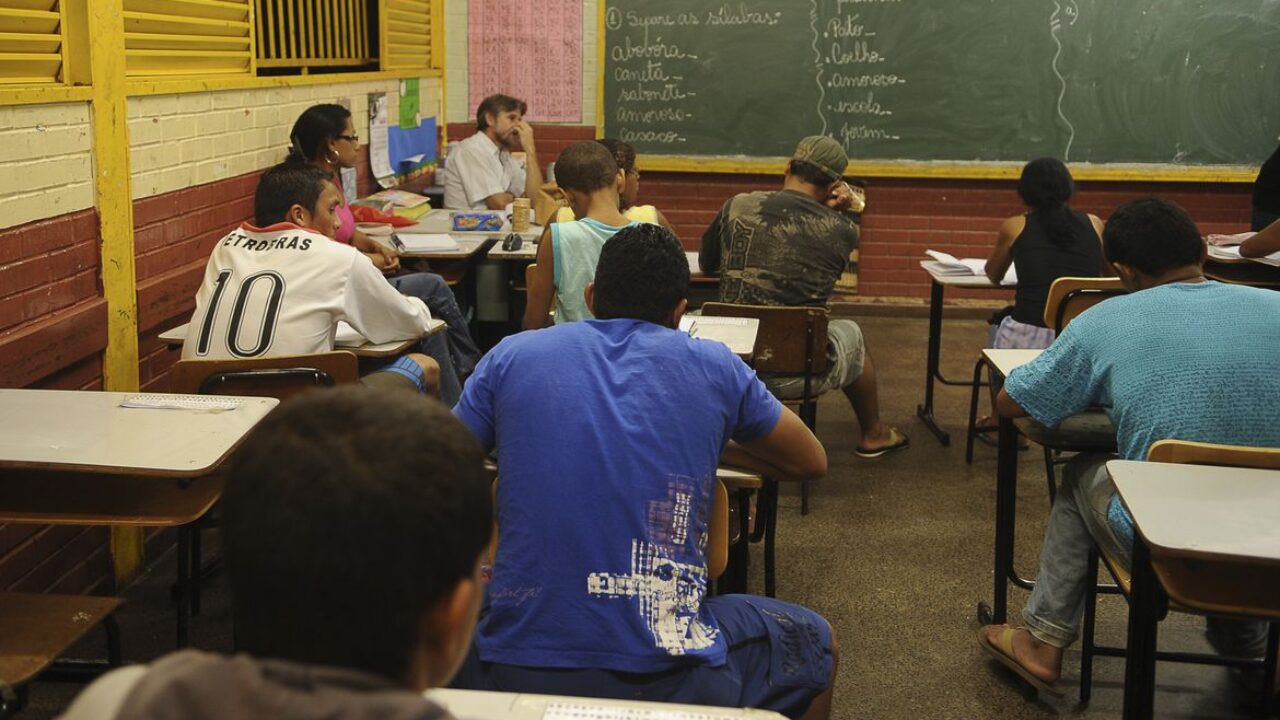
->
<box><xmin>924</xmin><ymin>250</ymin><xmax>1017</xmax><ymax>284</ymax></box>
<box><xmin>1204</xmin><ymin>232</ymin><xmax>1280</xmax><ymax>267</ymax></box>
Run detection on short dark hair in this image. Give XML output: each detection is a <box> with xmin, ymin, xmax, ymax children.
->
<box><xmin>222</xmin><ymin>387</ymin><xmax>490</xmax><ymax>682</ymax></box>
<box><xmin>592</xmin><ymin>224</ymin><xmax>689</xmax><ymax>324</ymax></box>
<box><xmin>556</xmin><ymin>141</ymin><xmax>619</xmax><ymax>193</ymax></box>
<box><xmin>596</xmin><ymin>138</ymin><xmax>637</xmax><ymax>174</ymax></box>
<box><xmin>787</xmin><ymin>159</ymin><xmax>837</xmax><ymax>187</ymax></box>
<box><xmin>475</xmin><ymin>94</ymin><xmax>527</xmax><ymax>130</ymax></box>
<box><xmin>254</xmin><ymin>163</ymin><xmax>330</xmax><ymax>226</ymax></box>
<box><xmin>1103</xmin><ymin>197</ymin><xmax>1204</xmax><ymax>277</ymax></box>
<box><xmin>287</xmin><ymin>103</ymin><xmax>351</xmax><ymax>163</ymax></box>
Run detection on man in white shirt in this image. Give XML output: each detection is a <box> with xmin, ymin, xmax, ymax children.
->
<box><xmin>182</xmin><ymin>163</ymin><xmax>458</xmax><ymax>399</ymax></box>
<box><xmin>442</xmin><ymin>94</ymin><xmax>543</xmax><ymax>210</ymax></box>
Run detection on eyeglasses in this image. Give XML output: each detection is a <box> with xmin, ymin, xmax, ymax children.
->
<box><xmin>338</xmin><ymin>134</ymin><xmax>360</xmax><ymax>143</ymax></box>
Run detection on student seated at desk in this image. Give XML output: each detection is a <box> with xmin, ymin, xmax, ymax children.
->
<box><xmin>977</xmin><ymin>158</ymin><xmax>1108</xmax><ymax>436</ymax></box>
<box><xmin>699</xmin><ymin>136</ymin><xmax>906</xmax><ymax>459</ymax></box>
<box><xmin>978</xmin><ymin>198</ymin><xmax>1280</xmax><ymax>697</ymax></box>
<box><xmin>288</xmin><ymin>103</ymin><xmax>481</xmax><ymax>381</ymax></box>
<box><xmin>524</xmin><ymin>141</ymin><xmax>641</xmax><ymax>329</ymax></box>
<box><xmin>59</xmin><ymin>387</ymin><xmax>491</xmax><ymax>719</ymax></box>
<box><xmin>181</xmin><ymin>162</ymin><xmax>462</xmax><ymax>401</ymax></box>
<box><xmin>442</xmin><ymin>93</ymin><xmax>542</xmax><ymax>211</ymax></box>
<box><xmin>555</xmin><ymin>138</ymin><xmax>673</xmax><ymax>230</ymax></box>
<box><xmin>453</xmin><ymin>225</ymin><xmax>835</xmax><ymax>720</ymax></box>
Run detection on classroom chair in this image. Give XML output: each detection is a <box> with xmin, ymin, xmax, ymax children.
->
<box><xmin>965</xmin><ymin>277</ymin><xmax>1127</xmax><ymax>500</ymax></box>
<box><xmin>1079</xmin><ymin>440</ymin><xmax>1280</xmax><ymax>711</ymax></box>
<box><xmin>167</xmin><ymin>351</ymin><xmax>359</xmax><ymax>637</ymax></box>
<box><xmin>701</xmin><ymin>303</ymin><xmax>829</xmax><ymax>516</ymax></box>
<box><xmin>0</xmin><ymin>592</ymin><xmax>123</xmax><ymax>717</ymax></box>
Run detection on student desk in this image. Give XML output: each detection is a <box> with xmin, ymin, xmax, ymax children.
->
<box><xmin>1108</xmin><ymin>460</ymin><xmax>1280</xmax><ymax>719</ymax></box>
<box><xmin>1203</xmin><ymin>255</ymin><xmax>1280</xmax><ymax>288</ymax></box>
<box><xmin>916</xmin><ymin>261</ymin><xmax>1014</xmax><ymax>446</ymax></box>
<box><xmin>159</xmin><ymin>320</ymin><xmax>443</xmax><ymax>358</ymax></box>
<box><xmin>426</xmin><ymin>688</ymin><xmax>784</xmax><ymax>720</ymax></box>
<box><xmin>977</xmin><ymin>348</ymin><xmax>1044</xmax><ymax>627</ymax></box>
<box><xmin>684</xmin><ymin>316</ymin><xmax>760</xmax><ymax>360</ymax></box>
<box><xmin>688</xmin><ymin>251</ymin><xmax>718</xmax><ymax>286</ymax></box>
<box><xmin>0</xmin><ymin>389</ymin><xmax>278</xmax><ymax>645</ymax></box>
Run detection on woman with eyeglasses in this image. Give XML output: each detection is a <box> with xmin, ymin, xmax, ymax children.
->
<box><xmin>286</xmin><ymin>103</ymin><xmax>482</xmax><ymax>388</ymax></box>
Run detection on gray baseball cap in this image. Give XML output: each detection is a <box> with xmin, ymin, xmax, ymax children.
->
<box><xmin>792</xmin><ymin>135</ymin><xmax>848</xmax><ymax>181</ymax></box>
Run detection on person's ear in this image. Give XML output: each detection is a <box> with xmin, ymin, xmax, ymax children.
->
<box><xmin>289</xmin><ymin>203</ymin><xmax>311</xmax><ymax>228</ymax></box>
<box><xmin>615</xmin><ymin>170</ymin><xmax>626</xmax><ymax>194</ymax></box>
<box><xmin>408</xmin><ymin>571</ymin><xmax>483</xmax><ymax>691</ymax></box>
<box><xmin>584</xmin><ymin>282</ymin><xmax>595</xmax><ymax>315</ymax></box>
<box><xmin>1111</xmin><ymin>262</ymin><xmax>1139</xmax><ymax>291</ymax></box>
<box><xmin>666</xmin><ymin>298</ymin><xmax>688</xmax><ymax>329</ymax></box>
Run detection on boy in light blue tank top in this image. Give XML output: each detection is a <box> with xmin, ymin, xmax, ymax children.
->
<box><xmin>524</xmin><ymin>142</ymin><xmax>639</xmax><ymax>329</ymax></box>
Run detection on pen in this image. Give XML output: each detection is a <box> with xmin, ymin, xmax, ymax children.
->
<box><xmin>390</xmin><ymin>233</ymin><xmax>406</xmax><ymax>252</ymax></box>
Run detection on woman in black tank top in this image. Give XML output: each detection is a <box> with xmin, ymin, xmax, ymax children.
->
<box><xmin>976</xmin><ymin>159</ymin><xmax>1109</xmax><ymax>439</ymax></box>
<box><xmin>986</xmin><ymin>158</ymin><xmax>1109</xmax><ymax>333</ymax></box>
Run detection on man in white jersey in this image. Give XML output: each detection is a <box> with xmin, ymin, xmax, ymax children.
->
<box><xmin>442</xmin><ymin>94</ymin><xmax>542</xmax><ymax>211</ymax></box>
<box><xmin>182</xmin><ymin>163</ymin><xmax>450</xmax><ymax>396</ymax></box>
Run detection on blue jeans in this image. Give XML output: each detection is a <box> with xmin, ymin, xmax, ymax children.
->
<box><xmin>1023</xmin><ymin>453</ymin><xmax>1268</xmax><ymax>657</ymax></box>
<box><xmin>389</xmin><ymin>272</ymin><xmax>480</xmax><ymax>404</ymax></box>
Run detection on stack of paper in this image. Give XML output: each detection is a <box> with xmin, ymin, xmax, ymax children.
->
<box><xmin>1207</xmin><ymin>244</ymin><xmax>1280</xmax><ymax>267</ymax></box>
<box><xmin>925</xmin><ymin>250</ymin><xmax>1017</xmax><ymax>284</ymax></box>
<box><xmin>395</xmin><ymin>233</ymin><xmax>460</xmax><ymax>252</ymax></box>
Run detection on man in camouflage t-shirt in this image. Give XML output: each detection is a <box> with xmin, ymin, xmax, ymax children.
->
<box><xmin>699</xmin><ymin>136</ymin><xmax>908</xmax><ymax>458</ymax></box>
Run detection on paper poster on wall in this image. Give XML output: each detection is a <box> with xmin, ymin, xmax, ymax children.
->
<box><xmin>368</xmin><ymin>92</ymin><xmax>396</xmax><ymax>188</ymax></box>
<box><xmin>399</xmin><ymin>79</ymin><xmax>421</xmax><ymax>129</ymax></box>
<box><xmin>467</xmin><ymin>0</ymin><xmax>582</xmax><ymax>122</ymax></box>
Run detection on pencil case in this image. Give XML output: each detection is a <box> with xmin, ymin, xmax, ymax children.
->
<box><xmin>452</xmin><ymin>212</ymin><xmax>503</xmax><ymax>232</ymax></box>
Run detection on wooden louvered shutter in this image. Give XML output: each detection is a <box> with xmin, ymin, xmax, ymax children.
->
<box><xmin>380</xmin><ymin>0</ymin><xmax>432</xmax><ymax>70</ymax></box>
<box><xmin>0</xmin><ymin>0</ymin><xmax>67</xmax><ymax>84</ymax></box>
<box><xmin>123</xmin><ymin>0</ymin><xmax>253</xmax><ymax>77</ymax></box>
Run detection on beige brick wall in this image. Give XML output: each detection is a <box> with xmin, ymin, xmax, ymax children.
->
<box><xmin>444</xmin><ymin>0</ymin><xmax>598</xmax><ymax>127</ymax></box>
<box><xmin>0</xmin><ymin>103</ymin><xmax>94</xmax><ymax>231</ymax></box>
<box><xmin>129</xmin><ymin>76</ymin><xmax>444</xmax><ymax>200</ymax></box>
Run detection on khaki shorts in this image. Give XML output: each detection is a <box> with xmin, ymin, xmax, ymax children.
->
<box><xmin>762</xmin><ymin>319</ymin><xmax>865</xmax><ymax>400</ymax></box>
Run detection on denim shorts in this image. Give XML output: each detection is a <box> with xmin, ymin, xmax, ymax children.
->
<box><xmin>451</xmin><ymin>595</ymin><xmax>833</xmax><ymax>719</ymax></box>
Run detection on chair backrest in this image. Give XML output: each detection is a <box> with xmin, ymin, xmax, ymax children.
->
<box><xmin>701</xmin><ymin>303</ymin><xmax>830</xmax><ymax>376</ymax></box>
<box><xmin>488</xmin><ymin>477</ymin><xmax>731</xmax><ymax>581</ymax></box>
<box><xmin>169</xmin><ymin>352</ymin><xmax>360</xmax><ymax>400</ymax></box>
<box><xmin>1146</xmin><ymin>439</ymin><xmax>1280</xmax><ymax>470</ymax></box>
<box><xmin>1043</xmin><ymin>276</ymin><xmax>1127</xmax><ymax>331</ymax></box>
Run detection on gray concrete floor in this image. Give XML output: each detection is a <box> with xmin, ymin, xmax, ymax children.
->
<box><xmin>17</xmin><ymin>314</ymin><xmax>1268</xmax><ymax>719</ymax></box>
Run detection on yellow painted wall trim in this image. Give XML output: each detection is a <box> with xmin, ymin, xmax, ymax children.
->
<box><xmin>0</xmin><ymin>85</ymin><xmax>94</xmax><ymax>106</ymax></box>
<box><xmin>637</xmin><ymin>156</ymin><xmax>1258</xmax><ymax>183</ymax></box>
<box><xmin>126</xmin><ymin>67</ymin><xmax>441</xmax><ymax>97</ymax></box>
<box><xmin>88</xmin><ymin>0</ymin><xmax>145</xmax><ymax>585</ymax></box>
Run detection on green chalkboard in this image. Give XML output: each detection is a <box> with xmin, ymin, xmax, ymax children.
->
<box><xmin>601</xmin><ymin>0</ymin><xmax>1280</xmax><ymax>170</ymax></box>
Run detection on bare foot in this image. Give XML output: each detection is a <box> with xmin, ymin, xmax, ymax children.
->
<box><xmin>980</xmin><ymin>624</ymin><xmax>1063</xmax><ymax>685</ymax></box>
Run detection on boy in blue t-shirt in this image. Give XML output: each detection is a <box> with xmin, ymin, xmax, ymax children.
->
<box><xmin>453</xmin><ymin>224</ymin><xmax>836</xmax><ymax>720</ymax></box>
<box><xmin>978</xmin><ymin>198</ymin><xmax>1280</xmax><ymax>697</ymax></box>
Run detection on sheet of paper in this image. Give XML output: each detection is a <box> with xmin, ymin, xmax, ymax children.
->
<box><xmin>397</xmin><ymin>233</ymin><xmax>461</xmax><ymax>252</ymax></box>
<box><xmin>924</xmin><ymin>250</ymin><xmax>1016</xmax><ymax>284</ymax></box>
<box><xmin>368</xmin><ymin>92</ymin><xmax>395</xmax><ymax>187</ymax></box>
<box><xmin>1205</xmin><ymin>231</ymin><xmax>1256</xmax><ymax>247</ymax></box>
<box><xmin>467</xmin><ymin>0</ymin><xmax>582</xmax><ymax>122</ymax></box>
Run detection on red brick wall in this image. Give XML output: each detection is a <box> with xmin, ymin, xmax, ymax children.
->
<box><xmin>452</xmin><ymin>123</ymin><xmax>1255</xmax><ymax>300</ymax></box>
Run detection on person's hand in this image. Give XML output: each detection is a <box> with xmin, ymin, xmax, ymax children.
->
<box><xmin>513</xmin><ymin>120</ymin><xmax>536</xmax><ymax>151</ymax></box>
<box><xmin>825</xmin><ymin>182</ymin><xmax>865</xmax><ymax>213</ymax></box>
<box><xmin>364</xmin><ymin>250</ymin><xmax>398</xmax><ymax>274</ymax></box>
<box><xmin>377</xmin><ymin>249</ymin><xmax>401</xmax><ymax>274</ymax></box>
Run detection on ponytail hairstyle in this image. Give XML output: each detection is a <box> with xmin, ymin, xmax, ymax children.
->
<box><xmin>286</xmin><ymin>104</ymin><xmax>352</xmax><ymax>164</ymax></box>
<box><xmin>1017</xmin><ymin>157</ymin><xmax>1076</xmax><ymax>248</ymax></box>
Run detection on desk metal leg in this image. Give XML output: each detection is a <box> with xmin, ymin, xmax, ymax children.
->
<box><xmin>980</xmin><ymin>414</ymin><xmax>1020</xmax><ymax>626</ymax></box>
<box><xmin>1122</xmin><ymin>536</ymin><xmax>1161</xmax><ymax>720</ymax></box>
<box><xmin>917</xmin><ymin>280</ymin><xmax>950</xmax><ymax>445</ymax></box>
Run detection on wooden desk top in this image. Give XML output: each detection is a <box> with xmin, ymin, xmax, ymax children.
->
<box><xmin>0</xmin><ymin>389</ymin><xmax>278</xmax><ymax>477</ymax></box>
<box><xmin>920</xmin><ymin>260</ymin><xmax>1014</xmax><ymax>288</ymax></box>
<box><xmin>982</xmin><ymin>348</ymin><xmax>1043</xmax><ymax>378</ymax></box>
<box><xmin>159</xmin><ymin>320</ymin><xmax>441</xmax><ymax>357</ymax></box>
<box><xmin>1108</xmin><ymin>460</ymin><xmax>1280</xmax><ymax>566</ymax></box>
<box><xmin>398</xmin><ymin>210</ymin><xmax>542</xmax><ymax>258</ymax></box>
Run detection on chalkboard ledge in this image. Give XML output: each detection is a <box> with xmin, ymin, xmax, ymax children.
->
<box><xmin>633</xmin><ymin>156</ymin><xmax>1258</xmax><ymax>183</ymax></box>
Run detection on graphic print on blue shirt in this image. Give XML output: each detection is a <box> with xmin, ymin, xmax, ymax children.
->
<box><xmin>587</xmin><ymin>475</ymin><xmax>718</xmax><ymax>655</ymax></box>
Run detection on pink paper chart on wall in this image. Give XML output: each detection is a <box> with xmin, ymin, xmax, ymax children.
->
<box><xmin>468</xmin><ymin>0</ymin><xmax>583</xmax><ymax>123</ymax></box>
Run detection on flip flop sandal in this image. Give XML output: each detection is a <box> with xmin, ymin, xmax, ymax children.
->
<box><xmin>977</xmin><ymin>626</ymin><xmax>1064</xmax><ymax>698</ymax></box>
<box><xmin>855</xmin><ymin>428</ymin><xmax>910</xmax><ymax>459</ymax></box>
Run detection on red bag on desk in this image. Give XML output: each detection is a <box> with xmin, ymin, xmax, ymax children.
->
<box><xmin>350</xmin><ymin>205</ymin><xmax>416</xmax><ymax>227</ymax></box>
